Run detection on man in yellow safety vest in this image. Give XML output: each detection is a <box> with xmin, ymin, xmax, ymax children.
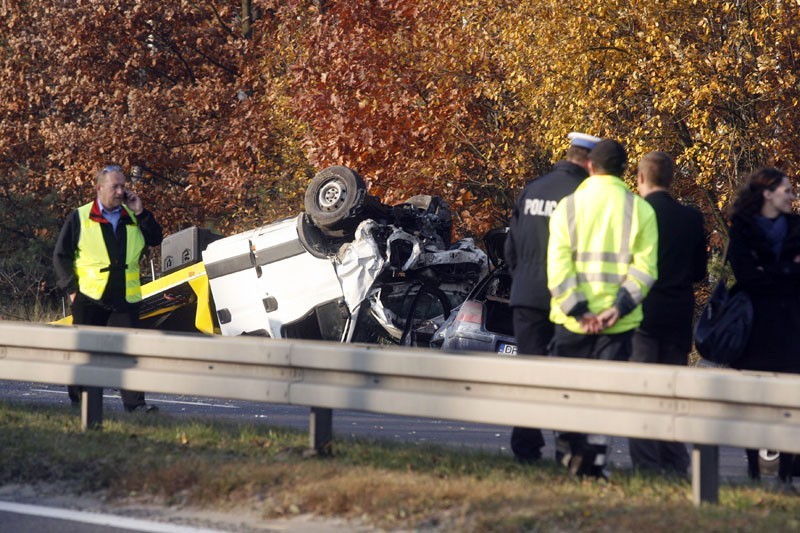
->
<box><xmin>546</xmin><ymin>139</ymin><xmax>658</xmax><ymax>478</ymax></box>
<box><xmin>54</xmin><ymin>164</ymin><xmax>163</xmax><ymax>413</ymax></box>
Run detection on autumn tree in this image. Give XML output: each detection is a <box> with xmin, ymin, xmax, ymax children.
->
<box><xmin>495</xmin><ymin>0</ymin><xmax>800</xmax><ymax>237</ymax></box>
<box><xmin>1</xmin><ymin>1</ymin><xmax>312</xmax><ymax>234</ymax></box>
<box><xmin>277</xmin><ymin>0</ymin><xmax>547</xmax><ymax>236</ymax></box>
<box><xmin>2</xmin><ymin>0</ymin><xmax>800</xmax><ymax>313</ymax></box>
<box><xmin>0</xmin><ymin>0</ymin><xmax>310</xmax><ymax>312</ymax></box>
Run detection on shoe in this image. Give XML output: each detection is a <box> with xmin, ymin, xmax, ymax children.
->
<box><xmin>128</xmin><ymin>404</ymin><xmax>159</xmax><ymax>414</ymax></box>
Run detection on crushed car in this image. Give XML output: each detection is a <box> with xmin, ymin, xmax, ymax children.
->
<box><xmin>133</xmin><ymin>166</ymin><xmax>488</xmax><ymax>346</ymax></box>
<box><xmin>431</xmin><ymin>227</ymin><xmax>516</xmax><ymax>354</ymax></box>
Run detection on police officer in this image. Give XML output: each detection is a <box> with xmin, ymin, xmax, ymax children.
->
<box><xmin>54</xmin><ymin>164</ymin><xmax>163</xmax><ymax>413</ymax></box>
<box><xmin>547</xmin><ymin>139</ymin><xmax>658</xmax><ymax>478</ymax></box>
<box><xmin>504</xmin><ymin>132</ymin><xmax>601</xmax><ymax>463</ymax></box>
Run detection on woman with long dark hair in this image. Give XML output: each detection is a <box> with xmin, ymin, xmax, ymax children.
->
<box><xmin>729</xmin><ymin>167</ymin><xmax>800</xmax><ymax>489</ymax></box>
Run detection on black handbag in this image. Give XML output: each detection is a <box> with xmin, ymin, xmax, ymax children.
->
<box><xmin>694</xmin><ymin>244</ymin><xmax>753</xmax><ymax>365</ymax></box>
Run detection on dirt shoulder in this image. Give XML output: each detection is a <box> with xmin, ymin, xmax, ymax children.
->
<box><xmin>0</xmin><ymin>482</ymin><xmax>374</xmax><ymax>533</ymax></box>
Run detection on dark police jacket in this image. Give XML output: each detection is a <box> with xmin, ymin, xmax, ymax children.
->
<box><xmin>638</xmin><ymin>191</ymin><xmax>707</xmax><ymax>351</ymax></box>
<box><xmin>505</xmin><ymin>160</ymin><xmax>588</xmax><ymax>310</ymax></box>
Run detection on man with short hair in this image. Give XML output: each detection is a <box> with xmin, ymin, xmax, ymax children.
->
<box><xmin>547</xmin><ymin>139</ymin><xmax>659</xmax><ymax>478</ymax></box>
<box><xmin>628</xmin><ymin>151</ymin><xmax>707</xmax><ymax>476</ymax></box>
<box><xmin>54</xmin><ymin>164</ymin><xmax>163</xmax><ymax>413</ymax></box>
<box><xmin>504</xmin><ymin>131</ymin><xmax>601</xmax><ymax>463</ymax></box>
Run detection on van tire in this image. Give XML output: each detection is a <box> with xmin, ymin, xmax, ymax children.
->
<box><xmin>304</xmin><ymin>166</ymin><xmax>367</xmax><ymax>231</ymax></box>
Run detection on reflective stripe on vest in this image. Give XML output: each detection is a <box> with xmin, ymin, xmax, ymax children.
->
<box><xmin>74</xmin><ymin>202</ymin><xmax>145</xmax><ymax>302</ymax></box>
<box><xmin>548</xmin><ymin>176</ymin><xmax>658</xmax><ymax>333</ymax></box>
<box><xmin>558</xmin><ymin>191</ymin><xmax>655</xmax><ymax>314</ymax></box>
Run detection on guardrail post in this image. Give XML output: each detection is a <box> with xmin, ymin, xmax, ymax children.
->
<box><xmin>691</xmin><ymin>444</ymin><xmax>719</xmax><ymax>505</ymax></box>
<box><xmin>81</xmin><ymin>387</ymin><xmax>103</xmax><ymax>430</ymax></box>
<box><xmin>309</xmin><ymin>407</ymin><xmax>332</xmax><ymax>456</ymax></box>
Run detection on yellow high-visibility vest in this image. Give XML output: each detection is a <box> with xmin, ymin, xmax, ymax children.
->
<box><xmin>74</xmin><ymin>202</ymin><xmax>145</xmax><ymax>303</ymax></box>
<box><xmin>547</xmin><ymin>175</ymin><xmax>658</xmax><ymax>334</ymax></box>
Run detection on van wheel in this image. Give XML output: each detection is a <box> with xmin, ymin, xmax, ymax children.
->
<box><xmin>304</xmin><ymin>166</ymin><xmax>367</xmax><ymax>231</ymax></box>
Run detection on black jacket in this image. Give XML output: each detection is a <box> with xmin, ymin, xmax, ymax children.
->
<box><xmin>638</xmin><ymin>191</ymin><xmax>707</xmax><ymax>351</ymax></box>
<box><xmin>729</xmin><ymin>213</ymin><xmax>800</xmax><ymax>372</ymax></box>
<box><xmin>505</xmin><ymin>161</ymin><xmax>588</xmax><ymax>310</ymax></box>
<box><xmin>53</xmin><ymin>202</ymin><xmax>163</xmax><ymax>310</ymax></box>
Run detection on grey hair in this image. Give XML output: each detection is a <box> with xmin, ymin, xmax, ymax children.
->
<box><xmin>94</xmin><ymin>164</ymin><xmax>124</xmax><ymax>186</ymax></box>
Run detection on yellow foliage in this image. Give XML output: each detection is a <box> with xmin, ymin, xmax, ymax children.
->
<box><xmin>4</xmin><ymin>0</ymin><xmax>800</xmax><ymax>241</ymax></box>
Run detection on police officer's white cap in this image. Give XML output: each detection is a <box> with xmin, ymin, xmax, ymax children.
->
<box><xmin>567</xmin><ymin>132</ymin><xmax>602</xmax><ymax>150</ymax></box>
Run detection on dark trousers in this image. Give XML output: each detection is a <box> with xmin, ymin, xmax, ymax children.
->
<box><xmin>549</xmin><ymin>326</ymin><xmax>633</xmax><ymax>362</ymax></box>
<box><xmin>628</xmin><ymin>329</ymin><xmax>690</xmax><ymax>476</ymax></box>
<box><xmin>68</xmin><ymin>292</ymin><xmax>147</xmax><ymax>411</ymax></box>
<box><xmin>549</xmin><ymin>325</ymin><xmax>633</xmax><ymax>477</ymax></box>
<box><xmin>513</xmin><ymin>307</ymin><xmax>554</xmax><ymax>358</ymax></box>
<box><xmin>509</xmin><ymin>307</ymin><xmax>552</xmax><ymax>462</ymax></box>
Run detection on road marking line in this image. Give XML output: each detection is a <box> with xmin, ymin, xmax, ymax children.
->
<box><xmin>29</xmin><ymin>389</ymin><xmax>240</xmax><ymax>409</ymax></box>
<box><xmin>0</xmin><ymin>500</ymin><xmax>222</xmax><ymax>532</ymax></box>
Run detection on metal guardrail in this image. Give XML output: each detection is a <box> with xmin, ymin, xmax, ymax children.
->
<box><xmin>1</xmin><ymin>321</ymin><xmax>799</xmax><ymax>506</ymax></box>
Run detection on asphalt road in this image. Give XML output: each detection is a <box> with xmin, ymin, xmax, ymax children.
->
<box><xmin>0</xmin><ymin>379</ymin><xmax>754</xmax><ymax>477</ymax></box>
<box><xmin>0</xmin><ymin>501</ymin><xmax>224</xmax><ymax>533</ymax></box>
<box><xmin>0</xmin><ymin>379</ymin><xmax>758</xmax><ymax>531</ymax></box>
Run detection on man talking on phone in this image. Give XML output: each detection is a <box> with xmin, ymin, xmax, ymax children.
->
<box><xmin>54</xmin><ymin>164</ymin><xmax>163</xmax><ymax>412</ymax></box>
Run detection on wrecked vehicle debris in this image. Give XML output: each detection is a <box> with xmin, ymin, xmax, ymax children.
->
<box><xmin>112</xmin><ymin>166</ymin><xmax>489</xmax><ymax>346</ymax></box>
<box><xmin>432</xmin><ymin>227</ymin><xmax>516</xmax><ymax>354</ymax></box>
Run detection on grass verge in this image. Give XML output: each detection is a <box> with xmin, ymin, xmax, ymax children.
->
<box><xmin>1</xmin><ymin>402</ymin><xmax>798</xmax><ymax>531</ymax></box>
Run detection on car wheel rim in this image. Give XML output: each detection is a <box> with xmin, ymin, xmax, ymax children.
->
<box><xmin>318</xmin><ymin>179</ymin><xmax>346</xmax><ymax>212</ymax></box>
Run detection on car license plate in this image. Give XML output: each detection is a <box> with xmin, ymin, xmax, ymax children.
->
<box><xmin>497</xmin><ymin>343</ymin><xmax>517</xmax><ymax>355</ymax></box>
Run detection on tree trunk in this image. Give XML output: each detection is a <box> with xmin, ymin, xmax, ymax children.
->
<box><xmin>241</xmin><ymin>0</ymin><xmax>252</xmax><ymax>39</ymax></box>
